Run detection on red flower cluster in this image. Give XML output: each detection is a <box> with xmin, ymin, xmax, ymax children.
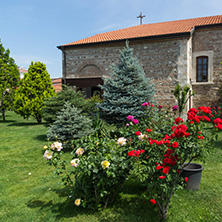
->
<box><xmin>187</xmin><ymin>108</ymin><xmax>201</xmax><ymax>123</ymax></box>
<box><xmin>174</xmin><ymin>117</ymin><xmax>183</xmax><ymax>124</ymax></box>
<box><xmin>171</xmin><ymin>124</ymin><xmax>188</xmax><ymax>138</ymax></box>
<box><xmin>128</xmin><ymin>149</ymin><xmax>145</xmax><ymax>157</ymax></box>
<box><xmin>213</xmin><ymin>118</ymin><xmax>222</xmax><ymax>129</ymax></box>
<box><xmin>198</xmin><ymin>106</ymin><xmax>211</xmax><ymax>114</ymax></box>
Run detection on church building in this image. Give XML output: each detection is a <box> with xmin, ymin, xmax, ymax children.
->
<box><xmin>58</xmin><ymin>15</ymin><xmax>222</xmax><ymax>109</ymax></box>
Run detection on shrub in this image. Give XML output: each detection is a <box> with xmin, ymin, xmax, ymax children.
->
<box><xmin>43</xmin><ymin>85</ymin><xmax>101</xmax><ymax>126</ymax></box>
<box><xmin>47</xmin><ymin>102</ymin><xmax>94</xmax><ymax>142</ymax></box>
<box><xmin>43</xmin><ymin>134</ymin><xmax>132</xmax><ymax>210</ymax></box>
<box><xmin>124</xmin><ymin>104</ymin><xmax>220</xmax><ymax>220</ymax></box>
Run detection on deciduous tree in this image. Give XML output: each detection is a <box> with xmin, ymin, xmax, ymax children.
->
<box><xmin>0</xmin><ymin>39</ymin><xmax>20</xmax><ymax>121</ymax></box>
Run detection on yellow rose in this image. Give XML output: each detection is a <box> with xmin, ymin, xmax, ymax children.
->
<box><xmin>75</xmin><ymin>198</ymin><xmax>81</xmax><ymax>206</ymax></box>
<box><xmin>101</xmin><ymin>160</ymin><xmax>110</xmax><ymax>169</ymax></box>
<box><xmin>43</xmin><ymin>145</ymin><xmax>48</xmax><ymax>149</ymax></box>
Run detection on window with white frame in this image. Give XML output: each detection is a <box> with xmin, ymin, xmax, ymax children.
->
<box><xmin>192</xmin><ymin>51</ymin><xmax>213</xmax><ymax>84</ymax></box>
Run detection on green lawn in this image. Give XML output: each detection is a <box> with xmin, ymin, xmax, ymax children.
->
<box><xmin>0</xmin><ymin>112</ymin><xmax>222</xmax><ymax>222</ymax></box>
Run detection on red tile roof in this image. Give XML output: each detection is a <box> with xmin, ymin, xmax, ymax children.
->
<box><xmin>51</xmin><ymin>78</ymin><xmax>62</xmax><ymax>92</ymax></box>
<box><xmin>60</xmin><ymin>15</ymin><xmax>222</xmax><ymax>47</ymax></box>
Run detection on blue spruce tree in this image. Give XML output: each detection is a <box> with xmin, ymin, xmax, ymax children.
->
<box><xmin>98</xmin><ymin>42</ymin><xmax>155</xmax><ymax>124</ymax></box>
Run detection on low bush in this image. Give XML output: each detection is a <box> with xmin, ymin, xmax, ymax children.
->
<box><xmin>43</xmin><ymin>134</ymin><xmax>132</xmax><ymax>210</ymax></box>
<box><xmin>47</xmin><ymin>102</ymin><xmax>94</xmax><ymax>143</ymax></box>
<box><xmin>43</xmin><ymin>85</ymin><xmax>101</xmax><ymax>126</ymax></box>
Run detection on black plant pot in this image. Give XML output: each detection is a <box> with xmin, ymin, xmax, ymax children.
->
<box><xmin>181</xmin><ymin>163</ymin><xmax>204</xmax><ymax>190</ymax></box>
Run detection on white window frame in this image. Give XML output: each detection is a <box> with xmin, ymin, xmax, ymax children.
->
<box><xmin>192</xmin><ymin>51</ymin><xmax>214</xmax><ymax>85</ymax></box>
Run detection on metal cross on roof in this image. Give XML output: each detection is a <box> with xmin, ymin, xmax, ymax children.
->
<box><xmin>137</xmin><ymin>12</ymin><xmax>146</xmax><ymax>25</ymax></box>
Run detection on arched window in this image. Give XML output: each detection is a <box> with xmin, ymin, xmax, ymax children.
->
<box><xmin>196</xmin><ymin>56</ymin><xmax>208</xmax><ymax>82</ymax></box>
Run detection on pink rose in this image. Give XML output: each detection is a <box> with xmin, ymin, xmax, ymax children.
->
<box><xmin>127</xmin><ymin>115</ymin><xmax>134</xmax><ymax>121</ymax></box>
<box><xmin>132</xmin><ymin>119</ymin><xmax>139</xmax><ymax>125</ymax></box>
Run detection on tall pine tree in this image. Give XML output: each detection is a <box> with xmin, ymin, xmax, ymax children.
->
<box><xmin>14</xmin><ymin>62</ymin><xmax>56</xmax><ymax>123</ymax></box>
<box><xmin>98</xmin><ymin>42</ymin><xmax>155</xmax><ymax>124</ymax></box>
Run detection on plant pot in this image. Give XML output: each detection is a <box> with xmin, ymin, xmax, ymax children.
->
<box><xmin>181</xmin><ymin>163</ymin><xmax>204</xmax><ymax>190</ymax></box>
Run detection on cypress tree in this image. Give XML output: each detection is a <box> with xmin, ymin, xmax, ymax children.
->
<box><xmin>47</xmin><ymin>102</ymin><xmax>94</xmax><ymax>142</ymax></box>
<box><xmin>14</xmin><ymin>61</ymin><xmax>56</xmax><ymax>123</ymax></box>
<box><xmin>98</xmin><ymin>42</ymin><xmax>155</xmax><ymax>124</ymax></box>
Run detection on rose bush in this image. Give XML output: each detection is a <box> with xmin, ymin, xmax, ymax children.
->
<box><xmin>43</xmin><ymin>134</ymin><xmax>132</xmax><ymax>210</ymax></box>
<box><xmin>43</xmin><ymin>100</ymin><xmax>222</xmax><ymax>219</ymax></box>
<box><xmin>124</xmin><ymin>103</ymin><xmax>221</xmax><ymax>220</ymax></box>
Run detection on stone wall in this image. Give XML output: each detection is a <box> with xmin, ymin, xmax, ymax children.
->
<box><xmin>64</xmin><ymin>37</ymin><xmax>190</xmax><ymax>106</ymax></box>
<box><xmin>192</xmin><ymin>27</ymin><xmax>222</xmax><ymax>108</ymax></box>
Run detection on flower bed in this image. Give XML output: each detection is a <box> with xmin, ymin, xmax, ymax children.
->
<box><xmin>43</xmin><ymin>103</ymin><xmax>222</xmax><ymax>220</ymax></box>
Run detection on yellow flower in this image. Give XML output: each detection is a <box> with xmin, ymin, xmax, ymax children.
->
<box><xmin>75</xmin><ymin>198</ymin><xmax>81</xmax><ymax>206</ymax></box>
<box><xmin>101</xmin><ymin>160</ymin><xmax>110</xmax><ymax>169</ymax></box>
<box><xmin>43</xmin><ymin>145</ymin><xmax>48</xmax><ymax>149</ymax></box>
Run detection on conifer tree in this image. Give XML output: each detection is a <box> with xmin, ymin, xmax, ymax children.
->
<box><xmin>98</xmin><ymin>42</ymin><xmax>155</xmax><ymax>123</ymax></box>
<box><xmin>42</xmin><ymin>85</ymin><xmax>100</xmax><ymax>126</ymax></box>
<box><xmin>47</xmin><ymin>102</ymin><xmax>94</xmax><ymax>142</ymax></box>
<box><xmin>0</xmin><ymin>39</ymin><xmax>20</xmax><ymax>121</ymax></box>
<box><xmin>14</xmin><ymin>62</ymin><xmax>56</xmax><ymax>123</ymax></box>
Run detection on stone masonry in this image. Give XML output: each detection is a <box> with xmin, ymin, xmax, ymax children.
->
<box><xmin>61</xmin><ymin>25</ymin><xmax>222</xmax><ymax>111</ymax></box>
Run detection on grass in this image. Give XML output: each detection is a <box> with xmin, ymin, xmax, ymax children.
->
<box><xmin>0</xmin><ymin>111</ymin><xmax>222</xmax><ymax>221</ymax></box>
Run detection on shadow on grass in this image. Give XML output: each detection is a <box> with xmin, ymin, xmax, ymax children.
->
<box><xmin>0</xmin><ymin>119</ymin><xmax>16</xmax><ymax>123</ymax></box>
<box><xmin>26</xmin><ymin>180</ymin><xmax>160</xmax><ymax>222</ymax></box>
<box><xmin>213</xmin><ymin>139</ymin><xmax>222</xmax><ymax>147</ymax></box>
<box><xmin>35</xmin><ymin>134</ymin><xmax>47</xmax><ymax>142</ymax></box>
<box><xmin>8</xmin><ymin>122</ymin><xmax>40</xmax><ymax>127</ymax></box>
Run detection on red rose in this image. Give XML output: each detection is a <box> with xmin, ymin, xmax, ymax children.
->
<box><xmin>140</xmin><ymin>149</ymin><xmax>145</xmax><ymax>153</ymax></box>
<box><xmin>170</xmin><ymin>133</ymin><xmax>175</xmax><ymax>139</ymax></box>
<box><xmin>185</xmin><ymin>132</ymin><xmax>190</xmax><ymax>137</ymax></box>
<box><xmin>184</xmin><ymin>177</ymin><xmax>188</xmax><ymax>182</ymax></box>
<box><xmin>177</xmin><ymin>169</ymin><xmax>180</xmax><ymax>173</ymax></box>
<box><xmin>175</xmin><ymin>117</ymin><xmax>183</xmax><ymax>124</ymax></box>
<box><xmin>217</xmin><ymin>124</ymin><xmax>222</xmax><ymax>130</ymax></box>
<box><xmin>146</xmin><ymin>128</ymin><xmax>152</xmax><ymax>133</ymax></box>
<box><xmin>135</xmin><ymin>131</ymin><xmax>141</xmax><ymax>136</ymax></box>
<box><xmin>128</xmin><ymin>150</ymin><xmax>135</xmax><ymax>157</ymax></box>
<box><xmin>159</xmin><ymin>175</ymin><xmax>165</xmax><ymax>179</ymax></box>
<box><xmin>162</xmin><ymin>166</ymin><xmax>170</xmax><ymax>174</ymax></box>
<box><xmin>135</xmin><ymin>150</ymin><xmax>140</xmax><ymax>157</ymax></box>
<box><xmin>171</xmin><ymin>141</ymin><xmax>179</xmax><ymax>148</ymax></box>
<box><xmin>156</xmin><ymin>165</ymin><xmax>162</xmax><ymax>170</ymax></box>
<box><xmin>150</xmin><ymin>199</ymin><xmax>156</xmax><ymax>205</ymax></box>
<box><xmin>171</xmin><ymin>126</ymin><xmax>176</xmax><ymax>131</ymax></box>
<box><xmin>195</xmin><ymin>117</ymin><xmax>200</xmax><ymax>123</ymax></box>
<box><xmin>171</xmin><ymin>160</ymin><xmax>177</xmax><ymax>166</ymax></box>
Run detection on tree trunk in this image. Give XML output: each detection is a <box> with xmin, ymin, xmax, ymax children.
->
<box><xmin>2</xmin><ymin>109</ymin><xmax>5</xmax><ymax>121</ymax></box>
<box><xmin>36</xmin><ymin>115</ymin><xmax>42</xmax><ymax>124</ymax></box>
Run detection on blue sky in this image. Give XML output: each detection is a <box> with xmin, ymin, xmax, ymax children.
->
<box><xmin>0</xmin><ymin>0</ymin><xmax>222</xmax><ymax>78</ymax></box>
